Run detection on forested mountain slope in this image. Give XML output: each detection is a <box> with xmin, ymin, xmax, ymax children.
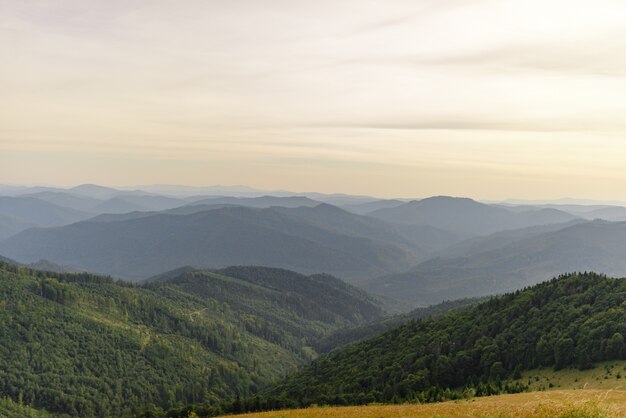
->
<box><xmin>0</xmin><ymin>262</ymin><xmax>382</xmax><ymax>416</ymax></box>
<box><xmin>0</xmin><ymin>205</ymin><xmax>423</xmax><ymax>281</ymax></box>
<box><xmin>366</xmin><ymin>220</ymin><xmax>626</xmax><ymax>305</ymax></box>
<box><xmin>267</xmin><ymin>272</ymin><xmax>626</xmax><ymax>407</ymax></box>
<box><xmin>312</xmin><ymin>297</ymin><xmax>485</xmax><ymax>354</ymax></box>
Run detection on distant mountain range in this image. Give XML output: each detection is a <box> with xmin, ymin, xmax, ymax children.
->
<box><xmin>368</xmin><ymin>196</ymin><xmax>579</xmax><ymax>236</ymax></box>
<box><xmin>0</xmin><ymin>196</ymin><xmax>92</xmax><ymax>240</ymax></box>
<box><xmin>7</xmin><ymin>184</ymin><xmax>626</xmax><ymax>416</ymax></box>
<box><xmin>189</xmin><ymin>195</ymin><xmax>320</xmax><ymax>208</ymax></box>
<box><xmin>366</xmin><ymin>219</ymin><xmax>626</xmax><ymax>305</ymax></box>
<box><xmin>7</xmin><ymin>184</ymin><xmax>626</xmax><ymax>308</ymax></box>
<box><xmin>0</xmin><ymin>205</ymin><xmax>426</xmax><ymax>281</ymax></box>
<box><xmin>0</xmin><ymin>185</ymin><xmax>343</xmax><ymax>240</ymax></box>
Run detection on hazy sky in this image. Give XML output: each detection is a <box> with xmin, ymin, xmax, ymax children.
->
<box><xmin>3</xmin><ymin>0</ymin><xmax>626</xmax><ymax>198</ymax></box>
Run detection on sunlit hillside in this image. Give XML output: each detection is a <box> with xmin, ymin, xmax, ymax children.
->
<box><xmin>222</xmin><ymin>389</ymin><xmax>626</xmax><ymax>418</ymax></box>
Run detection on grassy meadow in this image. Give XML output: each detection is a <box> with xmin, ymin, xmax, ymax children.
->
<box><xmin>222</xmin><ymin>390</ymin><xmax>623</xmax><ymax>417</ymax></box>
<box><xmin>223</xmin><ymin>361</ymin><xmax>626</xmax><ymax>418</ymax></box>
<box><xmin>516</xmin><ymin>361</ymin><xmax>626</xmax><ymax>392</ymax></box>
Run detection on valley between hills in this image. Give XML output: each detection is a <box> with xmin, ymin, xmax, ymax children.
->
<box><xmin>4</xmin><ymin>185</ymin><xmax>626</xmax><ymax>417</ymax></box>
<box><xmin>6</xmin><ymin>1</ymin><xmax>626</xmax><ymax>416</ymax></box>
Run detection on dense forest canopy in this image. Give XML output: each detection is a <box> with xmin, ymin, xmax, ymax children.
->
<box><xmin>265</xmin><ymin>272</ymin><xmax>626</xmax><ymax>407</ymax></box>
<box><xmin>5</xmin><ymin>257</ymin><xmax>626</xmax><ymax>417</ymax></box>
<box><xmin>0</xmin><ymin>261</ymin><xmax>382</xmax><ymax>416</ymax></box>
<box><xmin>312</xmin><ymin>297</ymin><xmax>485</xmax><ymax>354</ymax></box>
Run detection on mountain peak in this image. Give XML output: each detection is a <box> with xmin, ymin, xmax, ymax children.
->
<box><xmin>417</xmin><ymin>195</ymin><xmax>480</xmax><ymax>205</ymax></box>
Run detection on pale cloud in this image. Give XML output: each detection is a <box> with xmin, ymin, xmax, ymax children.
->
<box><xmin>2</xmin><ymin>0</ymin><xmax>626</xmax><ymax>199</ymax></box>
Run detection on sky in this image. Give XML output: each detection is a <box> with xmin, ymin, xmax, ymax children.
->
<box><xmin>3</xmin><ymin>0</ymin><xmax>626</xmax><ymax>199</ymax></box>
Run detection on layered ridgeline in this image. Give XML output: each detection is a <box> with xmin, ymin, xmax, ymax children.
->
<box><xmin>0</xmin><ymin>195</ymin><xmax>587</xmax><ymax>285</ymax></box>
<box><xmin>0</xmin><ymin>261</ymin><xmax>382</xmax><ymax>417</ymax></box>
<box><xmin>0</xmin><ymin>204</ymin><xmax>435</xmax><ymax>281</ymax></box>
<box><xmin>367</xmin><ymin>196</ymin><xmax>579</xmax><ymax>236</ymax></box>
<box><xmin>263</xmin><ymin>272</ymin><xmax>626</xmax><ymax>409</ymax></box>
<box><xmin>366</xmin><ymin>219</ymin><xmax>626</xmax><ymax>306</ymax></box>
<box><xmin>0</xmin><ymin>196</ymin><xmax>92</xmax><ymax>240</ymax></box>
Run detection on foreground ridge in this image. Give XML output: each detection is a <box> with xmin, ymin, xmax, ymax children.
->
<box><xmin>261</xmin><ymin>272</ymin><xmax>626</xmax><ymax>408</ymax></box>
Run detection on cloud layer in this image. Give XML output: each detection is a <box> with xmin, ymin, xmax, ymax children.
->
<box><xmin>2</xmin><ymin>0</ymin><xmax>626</xmax><ymax>198</ymax></box>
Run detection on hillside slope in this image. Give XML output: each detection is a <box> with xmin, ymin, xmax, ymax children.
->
<box><xmin>367</xmin><ymin>220</ymin><xmax>626</xmax><ymax>305</ymax></box>
<box><xmin>0</xmin><ymin>205</ymin><xmax>423</xmax><ymax>281</ymax></box>
<box><xmin>267</xmin><ymin>272</ymin><xmax>626</xmax><ymax>406</ymax></box>
<box><xmin>0</xmin><ymin>196</ymin><xmax>90</xmax><ymax>239</ymax></box>
<box><xmin>368</xmin><ymin>196</ymin><xmax>579</xmax><ymax>236</ymax></box>
<box><xmin>0</xmin><ymin>262</ymin><xmax>382</xmax><ymax>416</ymax></box>
<box><xmin>312</xmin><ymin>297</ymin><xmax>484</xmax><ymax>354</ymax></box>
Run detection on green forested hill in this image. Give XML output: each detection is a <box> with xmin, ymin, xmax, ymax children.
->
<box><xmin>266</xmin><ymin>272</ymin><xmax>626</xmax><ymax>407</ymax></box>
<box><xmin>312</xmin><ymin>297</ymin><xmax>485</xmax><ymax>354</ymax></box>
<box><xmin>0</xmin><ymin>262</ymin><xmax>382</xmax><ymax>417</ymax></box>
<box><xmin>0</xmin><ymin>397</ymin><xmax>56</xmax><ymax>418</ymax></box>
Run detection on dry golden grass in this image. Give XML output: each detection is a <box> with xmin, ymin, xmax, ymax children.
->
<box><xmin>517</xmin><ymin>361</ymin><xmax>626</xmax><ymax>392</ymax></box>
<box><xmin>222</xmin><ymin>389</ymin><xmax>626</xmax><ymax>418</ymax></box>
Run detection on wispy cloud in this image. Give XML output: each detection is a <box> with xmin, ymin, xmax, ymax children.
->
<box><xmin>4</xmin><ymin>0</ymin><xmax>626</xmax><ymax>198</ymax></box>
<box><xmin>312</xmin><ymin>115</ymin><xmax>626</xmax><ymax>133</ymax></box>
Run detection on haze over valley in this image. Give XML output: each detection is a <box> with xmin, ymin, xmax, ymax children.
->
<box><xmin>3</xmin><ymin>184</ymin><xmax>626</xmax><ymax>308</ymax></box>
<box><xmin>3</xmin><ymin>185</ymin><xmax>626</xmax><ymax>416</ymax></box>
<box><xmin>5</xmin><ymin>0</ymin><xmax>626</xmax><ymax>417</ymax></box>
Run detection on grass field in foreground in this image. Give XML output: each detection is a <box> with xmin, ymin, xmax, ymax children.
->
<box><xmin>516</xmin><ymin>360</ymin><xmax>626</xmax><ymax>391</ymax></box>
<box><xmin>222</xmin><ymin>389</ymin><xmax>626</xmax><ymax>417</ymax></box>
<box><xmin>223</xmin><ymin>362</ymin><xmax>626</xmax><ymax>417</ymax></box>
